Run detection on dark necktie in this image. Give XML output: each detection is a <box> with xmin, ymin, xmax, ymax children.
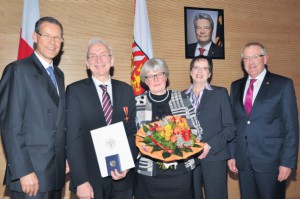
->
<box><xmin>244</xmin><ymin>79</ymin><xmax>257</xmax><ymax>116</ymax></box>
<box><xmin>47</xmin><ymin>66</ymin><xmax>58</xmax><ymax>91</ymax></box>
<box><xmin>100</xmin><ymin>85</ymin><xmax>113</xmax><ymax>125</ymax></box>
<box><xmin>199</xmin><ymin>48</ymin><xmax>205</xmax><ymax>55</ymax></box>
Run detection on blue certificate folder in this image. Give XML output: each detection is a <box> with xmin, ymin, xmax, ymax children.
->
<box><xmin>105</xmin><ymin>154</ymin><xmax>122</xmax><ymax>175</ymax></box>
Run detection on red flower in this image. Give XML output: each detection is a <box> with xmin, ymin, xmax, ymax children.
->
<box><xmin>181</xmin><ymin>129</ymin><xmax>191</xmax><ymax>142</ymax></box>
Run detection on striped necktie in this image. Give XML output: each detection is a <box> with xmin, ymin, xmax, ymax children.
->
<box><xmin>100</xmin><ymin>85</ymin><xmax>113</xmax><ymax>125</ymax></box>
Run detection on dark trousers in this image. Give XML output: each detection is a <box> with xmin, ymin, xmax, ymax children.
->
<box><xmin>93</xmin><ymin>177</ymin><xmax>133</xmax><ymax>199</ymax></box>
<box><xmin>11</xmin><ymin>190</ymin><xmax>62</xmax><ymax>199</ymax></box>
<box><xmin>238</xmin><ymin>169</ymin><xmax>286</xmax><ymax>199</ymax></box>
<box><xmin>193</xmin><ymin>160</ymin><xmax>228</xmax><ymax>199</ymax></box>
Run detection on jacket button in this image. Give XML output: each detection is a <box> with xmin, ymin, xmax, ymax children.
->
<box><xmin>245</xmin><ymin>136</ymin><xmax>247</xmax><ymax>139</ymax></box>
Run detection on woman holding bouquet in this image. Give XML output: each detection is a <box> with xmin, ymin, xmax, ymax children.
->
<box><xmin>135</xmin><ymin>58</ymin><xmax>203</xmax><ymax>199</ymax></box>
<box><xmin>184</xmin><ymin>55</ymin><xmax>236</xmax><ymax>199</ymax></box>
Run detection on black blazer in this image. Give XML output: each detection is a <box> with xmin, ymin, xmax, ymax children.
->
<box><xmin>185</xmin><ymin>86</ymin><xmax>236</xmax><ymax>161</ymax></box>
<box><xmin>186</xmin><ymin>42</ymin><xmax>224</xmax><ymax>59</ymax></box>
<box><xmin>230</xmin><ymin>71</ymin><xmax>299</xmax><ymax>172</ymax></box>
<box><xmin>66</xmin><ymin>78</ymin><xmax>137</xmax><ymax>194</ymax></box>
<box><xmin>0</xmin><ymin>53</ymin><xmax>66</xmax><ymax>192</ymax></box>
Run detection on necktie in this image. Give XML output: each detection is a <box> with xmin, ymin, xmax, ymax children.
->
<box><xmin>47</xmin><ymin>66</ymin><xmax>58</xmax><ymax>90</ymax></box>
<box><xmin>100</xmin><ymin>85</ymin><xmax>113</xmax><ymax>125</ymax></box>
<box><xmin>244</xmin><ymin>79</ymin><xmax>257</xmax><ymax>116</ymax></box>
<box><xmin>199</xmin><ymin>48</ymin><xmax>205</xmax><ymax>55</ymax></box>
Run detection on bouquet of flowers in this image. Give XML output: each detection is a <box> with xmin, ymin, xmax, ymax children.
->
<box><xmin>136</xmin><ymin>115</ymin><xmax>204</xmax><ymax>162</ymax></box>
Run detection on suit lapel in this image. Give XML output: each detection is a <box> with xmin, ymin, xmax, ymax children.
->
<box><xmin>198</xmin><ymin>89</ymin><xmax>211</xmax><ymax>112</ymax></box>
<box><xmin>251</xmin><ymin>72</ymin><xmax>272</xmax><ymax>114</ymax></box>
<box><xmin>32</xmin><ymin>54</ymin><xmax>60</xmax><ymax>106</ymax></box>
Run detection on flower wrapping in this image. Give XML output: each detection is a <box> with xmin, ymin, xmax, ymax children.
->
<box><xmin>136</xmin><ymin>115</ymin><xmax>204</xmax><ymax>162</ymax></box>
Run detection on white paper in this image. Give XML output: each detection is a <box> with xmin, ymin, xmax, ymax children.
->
<box><xmin>90</xmin><ymin>121</ymin><xmax>135</xmax><ymax>177</ymax></box>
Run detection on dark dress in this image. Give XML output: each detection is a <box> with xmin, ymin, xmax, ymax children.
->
<box><xmin>135</xmin><ymin>91</ymin><xmax>194</xmax><ymax>199</ymax></box>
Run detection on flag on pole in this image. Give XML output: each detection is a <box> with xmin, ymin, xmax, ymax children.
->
<box><xmin>17</xmin><ymin>0</ymin><xmax>40</xmax><ymax>60</ymax></box>
<box><xmin>131</xmin><ymin>0</ymin><xmax>153</xmax><ymax>96</ymax></box>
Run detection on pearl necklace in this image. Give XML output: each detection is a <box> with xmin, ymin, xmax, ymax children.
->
<box><xmin>148</xmin><ymin>89</ymin><xmax>170</xmax><ymax>103</ymax></box>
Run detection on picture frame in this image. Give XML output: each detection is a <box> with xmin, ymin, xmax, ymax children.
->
<box><xmin>184</xmin><ymin>7</ymin><xmax>225</xmax><ymax>59</ymax></box>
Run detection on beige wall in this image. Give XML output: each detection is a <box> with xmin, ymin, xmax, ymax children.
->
<box><xmin>0</xmin><ymin>0</ymin><xmax>300</xmax><ymax>198</ymax></box>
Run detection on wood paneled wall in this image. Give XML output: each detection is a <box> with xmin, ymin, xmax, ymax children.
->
<box><xmin>1</xmin><ymin>0</ymin><xmax>300</xmax><ymax>198</ymax></box>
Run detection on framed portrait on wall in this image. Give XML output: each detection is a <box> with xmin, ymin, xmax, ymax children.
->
<box><xmin>184</xmin><ymin>7</ymin><xmax>225</xmax><ymax>59</ymax></box>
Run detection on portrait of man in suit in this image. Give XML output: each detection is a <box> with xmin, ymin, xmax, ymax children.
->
<box><xmin>0</xmin><ymin>17</ymin><xmax>66</xmax><ymax>198</ymax></box>
<box><xmin>66</xmin><ymin>38</ymin><xmax>137</xmax><ymax>199</ymax></box>
<box><xmin>228</xmin><ymin>42</ymin><xmax>299</xmax><ymax>199</ymax></box>
<box><xmin>185</xmin><ymin>8</ymin><xmax>225</xmax><ymax>59</ymax></box>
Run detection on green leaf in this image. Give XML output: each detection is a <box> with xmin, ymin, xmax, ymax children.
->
<box><xmin>174</xmin><ymin>148</ymin><xmax>183</xmax><ymax>157</ymax></box>
<box><xmin>193</xmin><ymin>144</ymin><xmax>201</xmax><ymax>148</ymax></box>
<box><xmin>162</xmin><ymin>151</ymin><xmax>171</xmax><ymax>159</ymax></box>
<box><xmin>182</xmin><ymin>148</ymin><xmax>193</xmax><ymax>153</ymax></box>
<box><xmin>143</xmin><ymin>125</ymin><xmax>150</xmax><ymax>133</ymax></box>
<box><xmin>151</xmin><ymin>146</ymin><xmax>162</xmax><ymax>153</ymax></box>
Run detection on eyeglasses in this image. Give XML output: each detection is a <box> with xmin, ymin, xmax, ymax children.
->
<box><xmin>37</xmin><ymin>32</ymin><xmax>64</xmax><ymax>43</ymax></box>
<box><xmin>145</xmin><ymin>72</ymin><xmax>165</xmax><ymax>81</ymax></box>
<box><xmin>87</xmin><ymin>53</ymin><xmax>111</xmax><ymax>61</ymax></box>
<box><xmin>192</xmin><ymin>66</ymin><xmax>210</xmax><ymax>72</ymax></box>
<box><xmin>243</xmin><ymin>54</ymin><xmax>265</xmax><ymax>62</ymax></box>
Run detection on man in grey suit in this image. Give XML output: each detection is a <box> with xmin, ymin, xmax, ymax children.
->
<box><xmin>228</xmin><ymin>42</ymin><xmax>299</xmax><ymax>199</ymax></box>
<box><xmin>0</xmin><ymin>17</ymin><xmax>66</xmax><ymax>198</ymax></box>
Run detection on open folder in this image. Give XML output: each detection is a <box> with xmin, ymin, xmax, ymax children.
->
<box><xmin>90</xmin><ymin>121</ymin><xmax>135</xmax><ymax>177</ymax></box>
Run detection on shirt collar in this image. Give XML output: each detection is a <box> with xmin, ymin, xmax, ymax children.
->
<box><xmin>247</xmin><ymin>68</ymin><xmax>267</xmax><ymax>82</ymax></box>
<box><xmin>91</xmin><ymin>75</ymin><xmax>112</xmax><ymax>87</ymax></box>
<box><xmin>185</xmin><ymin>82</ymin><xmax>213</xmax><ymax>95</ymax></box>
<box><xmin>196</xmin><ymin>41</ymin><xmax>212</xmax><ymax>51</ymax></box>
<box><xmin>34</xmin><ymin>51</ymin><xmax>53</xmax><ymax>69</ymax></box>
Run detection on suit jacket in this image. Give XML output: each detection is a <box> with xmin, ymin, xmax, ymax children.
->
<box><xmin>0</xmin><ymin>53</ymin><xmax>66</xmax><ymax>192</ymax></box>
<box><xmin>230</xmin><ymin>71</ymin><xmax>299</xmax><ymax>172</ymax></box>
<box><xmin>185</xmin><ymin>86</ymin><xmax>236</xmax><ymax>161</ymax></box>
<box><xmin>66</xmin><ymin>78</ymin><xmax>137</xmax><ymax>194</ymax></box>
<box><xmin>186</xmin><ymin>42</ymin><xmax>224</xmax><ymax>59</ymax></box>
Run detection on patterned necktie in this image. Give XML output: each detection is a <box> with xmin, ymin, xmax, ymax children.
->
<box><xmin>244</xmin><ymin>79</ymin><xmax>257</xmax><ymax>116</ymax></box>
<box><xmin>199</xmin><ymin>48</ymin><xmax>205</xmax><ymax>55</ymax></box>
<box><xmin>100</xmin><ymin>85</ymin><xmax>113</xmax><ymax>125</ymax></box>
<box><xmin>47</xmin><ymin>66</ymin><xmax>58</xmax><ymax>90</ymax></box>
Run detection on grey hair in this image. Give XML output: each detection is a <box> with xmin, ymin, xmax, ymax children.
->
<box><xmin>194</xmin><ymin>13</ymin><xmax>214</xmax><ymax>31</ymax></box>
<box><xmin>241</xmin><ymin>42</ymin><xmax>267</xmax><ymax>58</ymax></box>
<box><xmin>140</xmin><ymin>58</ymin><xmax>170</xmax><ymax>83</ymax></box>
<box><xmin>86</xmin><ymin>38</ymin><xmax>113</xmax><ymax>58</ymax></box>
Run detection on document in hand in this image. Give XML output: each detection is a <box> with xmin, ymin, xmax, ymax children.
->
<box><xmin>90</xmin><ymin>121</ymin><xmax>135</xmax><ymax>177</ymax></box>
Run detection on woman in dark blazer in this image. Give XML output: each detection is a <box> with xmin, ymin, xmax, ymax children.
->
<box><xmin>183</xmin><ymin>56</ymin><xmax>236</xmax><ymax>199</ymax></box>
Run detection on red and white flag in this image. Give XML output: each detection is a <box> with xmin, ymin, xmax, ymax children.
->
<box><xmin>131</xmin><ymin>0</ymin><xmax>153</xmax><ymax>96</ymax></box>
<box><xmin>17</xmin><ymin>0</ymin><xmax>40</xmax><ymax>60</ymax></box>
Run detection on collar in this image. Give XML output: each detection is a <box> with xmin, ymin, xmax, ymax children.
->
<box><xmin>34</xmin><ymin>51</ymin><xmax>53</xmax><ymax>69</ymax></box>
<box><xmin>196</xmin><ymin>41</ymin><xmax>213</xmax><ymax>51</ymax></box>
<box><xmin>247</xmin><ymin>68</ymin><xmax>267</xmax><ymax>82</ymax></box>
<box><xmin>91</xmin><ymin>75</ymin><xmax>112</xmax><ymax>87</ymax></box>
<box><xmin>185</xmin><ymin>82</ymin><xmax>213</xmax><ymax>95</ymax></box>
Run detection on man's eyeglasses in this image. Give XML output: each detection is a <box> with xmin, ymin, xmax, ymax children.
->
<box><xmin>87</xmin><ymin>53</ymin><xmax>111</xmax><ymax>61</ymax></box>
<box><xmin>243</xmin><ymin>54</ymin><xmax>265</xmax><ymax>62</ymax></box>
<box><xmin>37</xmin><ymin>32</ymin><xmax>64</xmax><ymax>43</ymax></box>
<box><xmin>145</xmin><ymin>72</ymin><xmax>165</xmax><ymax>81</ymax></box>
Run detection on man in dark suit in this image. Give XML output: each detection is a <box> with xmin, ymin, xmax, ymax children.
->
<box><xmin>66</xmin><ymin>38</ymin><xmax>137</xmax><ymax>199</ymax></box>
<box><xmin>186</xmin><ymin>13</ymin><xmax>224</xmax><ymax>59</ymax></box>
<box><xmin>228</xmin><ymin>42</ymin><xmax>299</xmax><ymax>199</ymax></box>
<box><xmin>0</xmin><ymin>17</ymin><xmax>66</xmax><ymax>198</ymax></box>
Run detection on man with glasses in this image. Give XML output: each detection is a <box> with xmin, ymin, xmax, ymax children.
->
<box><xmin>0</xmin><ymin>17</ymin><xmax>66</xmax><ymax>198</ymax></box>
<box><xmin>66</xmin><ymin>38</ymin><xmax>137</xmax><ymax>199</ymax></box>
<box><xmin>228</xmin><ymin>42</ymin><xmax>299</xmax><ymax>199</ymax></box>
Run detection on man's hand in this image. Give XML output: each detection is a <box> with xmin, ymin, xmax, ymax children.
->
<box><xmin>198</xmin><ymin>143</ymin><xmax>211</xmax><ymax>159</ymax></box>
<box><xmin>227</xmin><ymin>159</ymin><xmax>238</xmax><ymax>174</ymax></box>
<box><xmin>278</xmin><ymin>166</ymin><xmax>291</xmax><ymax>182</ymax></box>
<box><xmin>77</xmin><ymin>181</ymin><xmax>94</xmax><ymax>199</ymax></box>
<box><xmin>20</xmin><ymin>172</ymin><xmax>39</xmax><ymax>196</ymax></box>
<box><xmin>111</xmin><ymin>169</ymin><xmax>128</xmax><ymax>181</ymax></box>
